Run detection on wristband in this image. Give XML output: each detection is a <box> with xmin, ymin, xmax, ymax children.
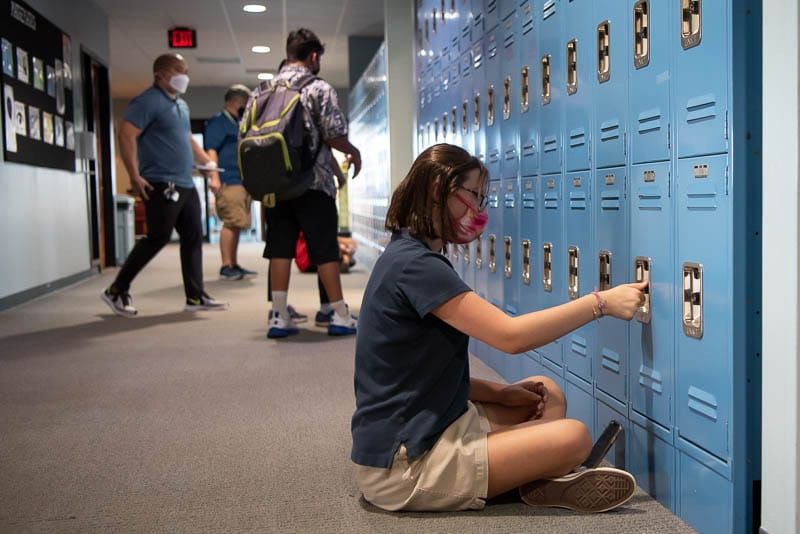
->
<box><xmin>591</xmin><ymin>288</ymin><xmax>606</xmax><ymax>319</ymax></box>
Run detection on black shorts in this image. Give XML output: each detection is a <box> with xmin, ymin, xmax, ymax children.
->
<box><xmin>262</xmin><ymin>189</ymin><xmax>340</xmax><ymax>265</ymax></box>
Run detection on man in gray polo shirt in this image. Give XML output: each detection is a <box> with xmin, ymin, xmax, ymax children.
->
<box><xmin>101</xmin><ymin>53</ymin><xmax>226</xmax><ymax>317</ymax></box>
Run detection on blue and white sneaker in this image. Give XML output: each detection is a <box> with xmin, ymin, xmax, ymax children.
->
<box><xmin>314</xmin><ymin>309</ymin><xmax>334</xmax><ymax>327</ymax></box>
<box><xmin>328</xmin><ymin>306</ymin><xmax>357</xmax><ymax>336</ymax></box>
<box><xmin>267</xmin><ymin>310</ymin><xmax>299</xmax><ymax>338</ymax></box>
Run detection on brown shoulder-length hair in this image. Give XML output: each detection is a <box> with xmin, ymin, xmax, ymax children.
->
<box><xmin>385</xmin><ymin>143</ymin><xmax>488</xmax><ymax>243</ymax></box>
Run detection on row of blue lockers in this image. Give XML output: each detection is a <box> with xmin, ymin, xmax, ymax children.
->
<box><xmin>414</xmin><ymin>1</ymin><xmax>761</xmax><ymax>533</ymax></box>
<box><xmin>417</xmin><ymin>0</ymin><xmax>730</xmax><ymax>172</ymax></box>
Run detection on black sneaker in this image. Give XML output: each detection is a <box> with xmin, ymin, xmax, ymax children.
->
<box><xmin>100</xmin><ymin>288</ymin><xmax>137</xmax><ymax>317</ymax></box>
<box><xmin>184</xmin><ymin>293</ymin><xmax>228</xmax><ymax>311</ymax></box>
<box><xmin>220</xmin><ymin>265</ymin><xmax>243</xmax><ymax>281</ymax></box>
<box><xmin>234</xmin><ymin>264</ymin><xmax>257</xmax><ymax>277</ymax></box>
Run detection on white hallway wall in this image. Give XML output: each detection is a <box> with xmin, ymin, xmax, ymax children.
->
<box><xmin>0</xmin><ymin>0</ymin><xmax>110</xmax><ymax>300</ymax></box>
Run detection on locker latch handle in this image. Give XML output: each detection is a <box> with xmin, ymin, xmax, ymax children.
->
<box><xmin>543</xmin><ymin>242</ymin><xmax>553</xmax><ymax>292</ymax></box>
<box><xmin>568</xmin><ymin>246</ymin><xmax>580</xmax><ymax>299</ymax></box>
<box><xmin>521</xmin><ymin>66</ymin><xmax>530</xmax><ymax>113</ymax></box>
<box><xmin>451</xmin><ymin>106</ymin><xmax>457</xmax><ymax>137</ymax></box>
<box><xmin>442</xmin><ymin>112</ymin><xmax>449</xmax><ymax>137</ymax></box>
<box><xmin>522</xmin><ymin>239</ymin><xmax>531</xmax><ymax>285</ymax></box>
<box><xmin>541</xmin><ymin>55</ymin><xmax>551</xmax><ymax>105</ymax></box>
<box><xmin>634</xmin><ymin>256</ymin><xmax>652</xmax><ymax>323</ymax></box>
<box><xmin>503</xmin><ymin>76</ymin><xmax>511</xmax><ymax>120</ymax></box>
<box><xmin>598</xmin><ymin>250</ymin><xmax>612</xmax><ymax>291</ymax></box>
<box><xmin>473</xmin><ymin>93</ymin><xmax>481</xmax><ymax>130</ymax></box>
<box><xmin>597</xmin><ymin>21</ymin><xmax>611</xmax><ymax>83</ymax></box>
<box><xmin>681</xmin><ymin>0</ymin><xmax>702</xmax><ymax>49</ymax></box>
<box><xmin>567</xmin><ymin>39</ymin><xmax>578</xmax><ymax>95</ymax></box>
<box><xmin>634</xmin><ymin>1</ymin><xmax>650</xmax><ymax>69</ymax></box>
<box><xmin>462</xmin><ymin>100</ymin><xmax>469</xmax><ymax>134</ymax></box>
<box><xmin>434</xmin><ymin>117</ymin><xmax>439</xmax><ymax>141</ymax></box>
<box><xmin>682</xmin><ymin>262</ymin><xmax>704</xmax><ymax>338</ymax></box>
<box><xmin>487</xmin><ymin>85</ymin><xmax>495</xmax><ymax>126</ymax></box>
<box><xmin>489</xmin><ymin>234</ymin><xmax>497</xmax><ymax>273</ymax></box>
<box><xmin>476</xmin><ymin>236</ymin><xmax>483</xmax><ymax>269</ymax></box>
<box><xmin>463</xmin><ymin>241</ymin><xmax>470</xmax><ymax>264</ymax></box>
<box><xmin>504</xmin><ymin>236</ymin><xmax>512</xmax><ymax>278</ymax></box>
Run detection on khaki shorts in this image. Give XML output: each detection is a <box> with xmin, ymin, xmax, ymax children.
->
<box><xmin>215</xmin><ymin>184</ymin><xmax>252</xmax><ymax>229</ymax></box>
<box><xmin>354</xmin><ymin>401</ymin><xmax>491</xmax><ymax>512</ymax></box>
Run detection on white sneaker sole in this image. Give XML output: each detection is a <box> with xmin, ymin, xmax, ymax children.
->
<box><xmin>519</xmin><ymin>467</ymin><xmax>636</xmax><ymax>513</ymax></box>
<box><xmin>100</xmin><ymin>292</ymin><xmax>137</xmax><ymax>317</ymax></box>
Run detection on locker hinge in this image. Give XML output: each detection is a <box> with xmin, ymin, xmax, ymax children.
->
<box><xmin>724</xmin><ymin>111</ymin><xmax>729</xmax><ymax>140</ymax></box>
<box><xmin>725</xmin><ymin>164</ymin><xmax>729</xmax><ymax>195</ymax></box>
<box><xmin>623</xmin><ymin>132</ymin><xmax>627</xmax><ymax>158</ymax></box>
<box><xmin>668</xmin><ymin>169</ymin><xmax>672</xmax><ymax>197</ymax></box>
<box><xmin>667</xmin><ymin>123</ymin><xmax>671</xmax><ymax>152</ymax></box>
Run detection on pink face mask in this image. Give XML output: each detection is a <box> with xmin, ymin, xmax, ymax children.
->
<box><xmin>450</xmin><ymin>193</ymin><xmax>488</xmax><ymax>244</ymax></box>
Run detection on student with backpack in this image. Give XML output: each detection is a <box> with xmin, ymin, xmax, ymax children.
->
<box><xmin>242</xmin><ymin>28</ymin><xmax>361</xmax><ymax>338</ymax></box>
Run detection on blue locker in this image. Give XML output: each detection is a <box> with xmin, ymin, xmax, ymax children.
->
<box><xmin>538</xmin><ymin>0</ymin><xmax>563</xmax><ymax>174</ymax></box>
<box><xmin>595</xmin><ymin>390</ymin><xmax>628</xmax><ymax>468</ymax></box>
<box><xmin>676</xmin><ymin>155</ymin><xmax>730</xmax><ymax>460</ymax></box>
<box><xmin>483</xmin><ymin>0</ymin><xmax>500</xmax><ymax>33</ymax></box>
<box><xmin>502</xmin><ymin>344</ymin><xmax>527</xmax><ymax>384</ymax></box>
<box><xmin>462</xmin><ymin>240</ymin><xmax>475</xmax><ymax>291</ymax></box>
<box><xmin>518</xmin><ymin>176</ymin><xmax>539</xmax><ymax>314</ymax></box>
<box><xmin>678</xmin><ymin>443</ymin><xmax>733</xmax><ymax>534</ymax></box>
<box><xmin>594</xmin><ymin>167</ymin><xmax>630</xmax><ymax>404</ymax></box>
<box><xmin>565</xmin><ymin>374</ymin><xmax>595</xmax><ymax>438</ymax></box>
<box><xmin>563</xmin><ymin>171</ymin><xmax>594</xmax><ymax>382</ymax></box>
<box><xmin>486</xmin><ymin>179</ymin><xmax>504</xmax><ymax>308</ymax></box>
<box><xmin>484</xmin><ymin>25</ymin><xmax>502</xmax><ymax>180</ymax></box>
<box><xmin>629</xmin><ymin>161</ymin><xmax>675</xmax><ymax>428</ymax></box>
<box><xmin>674</xmin><ymin>0</ymin><xmax>729</xmax><ymax>158</ymax></box>
<box><xmin>564</xmin><ymin>0</ymin><xmax>592</xmax><ymax>172</ymax></box>
<box><xmin>502</xmin><ymin>176</ymin><xmax>520</xmax><ymax>315</ymax></box>
<box><xmin>540</xmin><ymin>352</ymin><xmax>566</xmax><ymax>393</ymax></box>
<box><xmin>593</xmin><ymin>1</ymin><xmax>629</xmax><ymax>168</ymax></box>
<box><xmin>629</xmin><ymin>0</ymin><xmax>672</xmax><ymax>164</ymax></box>
<box><xmin>519</xmin><ymin>0</ymin><xmax>539</xmax><ymax>177</ymax></box>
<box><xmin>500</xmin><ymin>8</ymin><xmax>520</xmax><ymax>181</ymax></box>
<box><xmin>537</xmin><ymin>174</ymin><xmax>564</xmax><ymax>366</ymax></box>
<box><xmin>472</xmin><ymin>35</ymin><xmax>486</xmax><ymax>163</ymax></box>
<box><xmin>628</xmin><ymin>412</ymin><xmax>676</xmax><ymax>512</ymax></box>
<box><xmin>519</xmin><ymin>350</ymin><xmax>542</xmax><ymax>382</ymax></box>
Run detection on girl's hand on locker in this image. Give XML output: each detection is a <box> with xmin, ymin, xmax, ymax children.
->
<box><xmin>599</xmin><ymin>280</ymin><xmax>649</xmax><ymax>320</ymax></box>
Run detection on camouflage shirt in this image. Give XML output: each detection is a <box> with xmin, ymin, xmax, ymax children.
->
<box><xmin>274</xmin><ymin>64</ymin><xmax>347</xmax><ymax>198</ymax></box>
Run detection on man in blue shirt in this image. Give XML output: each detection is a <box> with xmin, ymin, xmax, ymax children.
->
<box><xmin>204</xmin><ymin>84</ymin><xmax>258</xmax><ymax>281</ymax></box>
<box><xmin>101</xmin><ymin>53</ymin><xmax>227</xmax><ymax>317</ymax></box>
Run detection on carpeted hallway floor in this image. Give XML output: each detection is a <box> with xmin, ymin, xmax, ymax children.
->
<box><xmin>0</xmin><ymin>242</ymin><xmax>694</xmax><ymax>533</ymax></box>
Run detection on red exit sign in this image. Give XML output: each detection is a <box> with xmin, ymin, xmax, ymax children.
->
<box><xmin>168</xmin><ymin>28</ymin><xmax>197</xmax><ymax>49</ymax></box>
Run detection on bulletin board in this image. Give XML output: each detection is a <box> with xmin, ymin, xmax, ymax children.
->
<box><xmin>1</xmin><ymin>0</ymin><xmax>75</xmax><ymax>171</ymax></box>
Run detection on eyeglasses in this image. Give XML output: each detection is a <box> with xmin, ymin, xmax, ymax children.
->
<box><xmin>458</xmin><ymin>185</ymin><xmax>488</xmax><ymax>210</ymax></box>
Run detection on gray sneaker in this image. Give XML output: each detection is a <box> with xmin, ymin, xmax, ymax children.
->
<box><xmin>519</xmin><ymin>467</ymin><xmax>635</xmax><ymax>513</ymax></box>
<box><xmin>101</xmin><ymin>288</ymin><xmax>138</xmax><ymax>317</ymax></box>
<box><xmin>184</xmin><ymin>293</ymin><xmax>228</xmax><ymax>311</ymax></box>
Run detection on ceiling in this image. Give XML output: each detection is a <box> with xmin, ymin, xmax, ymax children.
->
<box><xmin>92</xmin><ymin>0</ymin><xmax>385</xmax><ymax>98</ymax></box>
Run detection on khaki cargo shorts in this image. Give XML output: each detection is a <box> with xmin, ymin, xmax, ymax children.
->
<box><xmin>354</xmin><ymin>401</ymin><xmax>490</xmax><ymax>512</ymax></box>
<box><xmin>215</xmin><ymin>184</ymin><xmax>252</xmax><ymax>229</ymax></box>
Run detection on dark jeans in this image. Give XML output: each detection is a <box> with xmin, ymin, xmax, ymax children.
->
<box><xmin>113</xmin><ymin>182</ymin><xmax>204</xmax><ymax>299</ymax></box>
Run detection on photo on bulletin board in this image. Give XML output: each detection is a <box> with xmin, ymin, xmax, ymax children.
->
<box><xmin>16</xmin><ymin>46</ymin><xmax>28</xmax><ymax>83</ymax></box>
<box><xmin>54</xmin><ymin>58</ymin><xmax>64</xmax><ymax>114</ymax></box>
<box><xmin>1</xmin><ymin>38</ymin><xmax>12</xmax><ymax>76</ymax></box>
<box><xmin>54</xmin><ymin>114</ymin><xmax>63</xmax><ymax>146</ymax></box>
<box><xmin>27</xmin><ymin>104</ymin><xmax>39</xmax><ymax>140</ymax></box>
<box><xmin>62</xmin><ymin>33</ymin><xmax>72</xmax><ymax>89</ymax></box>
<box><xmin>45</xmin><ymin>64</ymin><xmax>54</xmax><ymax>96</ymax></box>
<box><xmin>42</xmin><ymin>111</ymin><xmax>53</xmax><ymax>144</ymax></box>
<box><xmin>14</xmin><ymin>100</ymin><xmax>26</xmax><ymax>136</ymax></box>
<box><xmin>32</xmin><ymin>56</ymin><xmax>43</xmax><ymax>91</ymax></box>
<box><xmin>65</xmin><ymin>120</ymin><xmax>73</xmax><ymax>150</ymax></box>
<box><xmin>4</xmin><ymin>83</ymin><xmax>16</xmax><ymax>152</ymax></box>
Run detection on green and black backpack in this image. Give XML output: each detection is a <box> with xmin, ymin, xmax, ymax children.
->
<box><xmin>238</xmin><ymin>74</ymin><xmax>318</xmax><ymax>207</ymax></box>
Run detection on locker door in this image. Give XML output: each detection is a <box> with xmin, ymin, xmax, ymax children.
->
<box><xmin>500</xmin><ymin>8</ymin><xmax>520</xmax><ymax>181</ymax></box>
<box><xmin>629</xmin><ymin>161</ymin><xmax>675</xmax><ymax>428</ymax></box>
<box><xmin>538</xmin><ymin>173</ymin><xmax>565</xmax><ymax>365</ymax></box>
<box><xmin>629</xmin><ymin>0</ymin><xmax>672</xmax><ymax>164</ymax></box>
<box><xmin>539</xmin><ymin>0</ymin><xmax>563</xmax><ymax>174</ymax></box>
<box><xmin>564</xmin><ymin>0</ymin><xmax>593</xmax><ymax>172</ymax></box>
<box><xmin>593</xmin><ymin>1</ymin><xmax>630</xmax><ymax>169</ymax></box>
<box><xmin>519</xmin><ymin>0</ymin><xmax>539</xmax><ymax>177</ymax></box>
<box><xmin>503</xmin><ymin>176</ymin><xmax>521</xmax><ymax>315</ymax></box>
<box><xmin>483</xmin><ymin>0</ymin><xmax>500</xmax><ymax>32</ymax></box>
<box><xmin>676</xmin><ymin>155</ymin><xmax>730</xmax><ymax>460</ymax></box>
<box><xmin>519</xmin><ymin>177</ymin><xmax>539</xmax><ymax>314</ymax></box>
<box><xmin>564</xmin><ymin>172</ymin><xmax>594</xmax><ymax>382</ymax></box>
<box><xmin>485</xmin><ymin>26</ymin><xmax>502</xmax><ymax>180</ymax></box>
<box><xmin>594</xmin><ymin>167</ymin><xmax>630</xmax><ymax>403</ymax></box>
<box><xmin>486</xmin><ymin>179</ymin><xmax>504</xmax><ymax>308</ymax></box>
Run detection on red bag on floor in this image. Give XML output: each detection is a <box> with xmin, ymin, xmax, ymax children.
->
<box><xmin>294</xmin><ymin>232</ymin><xmax>312</xmax><ymax>272</ymax></box>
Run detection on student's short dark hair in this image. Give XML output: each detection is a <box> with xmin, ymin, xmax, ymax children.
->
<box><xmin>286</xmin><ymin>28</ymin><xmax>325</xmax><ymax>62</ymax></box>
<box><xmin>385</xmin><ymin>144</ymin><xmax>488</xmax><ymax>243</ymax></box>
<box><xmin>224</xmin><ymin>84</ymin><xmax>251</xmax><ymax>102</ymax></box>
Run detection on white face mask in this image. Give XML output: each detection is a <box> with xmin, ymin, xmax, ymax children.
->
<box><xmin>169</xmin><ymin>73</ymin><xmax>190</xmax><ymax>94</ymax></box>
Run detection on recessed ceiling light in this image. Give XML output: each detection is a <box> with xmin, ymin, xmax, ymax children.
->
<box><xmin>257</xmin><ymin>72</ymin><xmax>274</xmax><ymax>80</ymax></box>
<box><xmin>251</xmin><ymin>45</ymin><xmax>271</xmax><ymax>54</ymax></box>
<box><xmin>243</xmin><ymin>4</ymin><xmax>266</xmax><ymax>13</ymax></box>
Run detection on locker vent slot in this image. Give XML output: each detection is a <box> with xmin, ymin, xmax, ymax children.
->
<box><xmin>687</xmin><ymin>386</ymin><xmax>718</xmax><ymax>421</ymax></box>
<box><xmin>600</xmin><ymin>119</ymin><xmax>621</xmax><ymax>141</ymax></box>
<box><xmin>543</xmin><ymin>0</ymin><xmax>556</xmax><ymax>20</ymax></box>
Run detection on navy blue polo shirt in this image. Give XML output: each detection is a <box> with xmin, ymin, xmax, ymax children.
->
<box><xmin>123</xmin><ymin>85</ymin><xmax>194</xmax><ymax>188</ymax></box>
<box><xmin>351</xmin><ymin>230</ymin><xmax>472</xmax><ymax>468</ymax></box>
<box><xmin>203</xmin><ymin>110</ymin><xmax>242</xmax><ymax>185</ymax></box>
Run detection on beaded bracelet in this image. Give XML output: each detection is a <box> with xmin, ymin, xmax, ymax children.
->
<box><xmin>591</xmin><ymin>288</ymin><xmax>607</xmax><ymax>319</ymax></box>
